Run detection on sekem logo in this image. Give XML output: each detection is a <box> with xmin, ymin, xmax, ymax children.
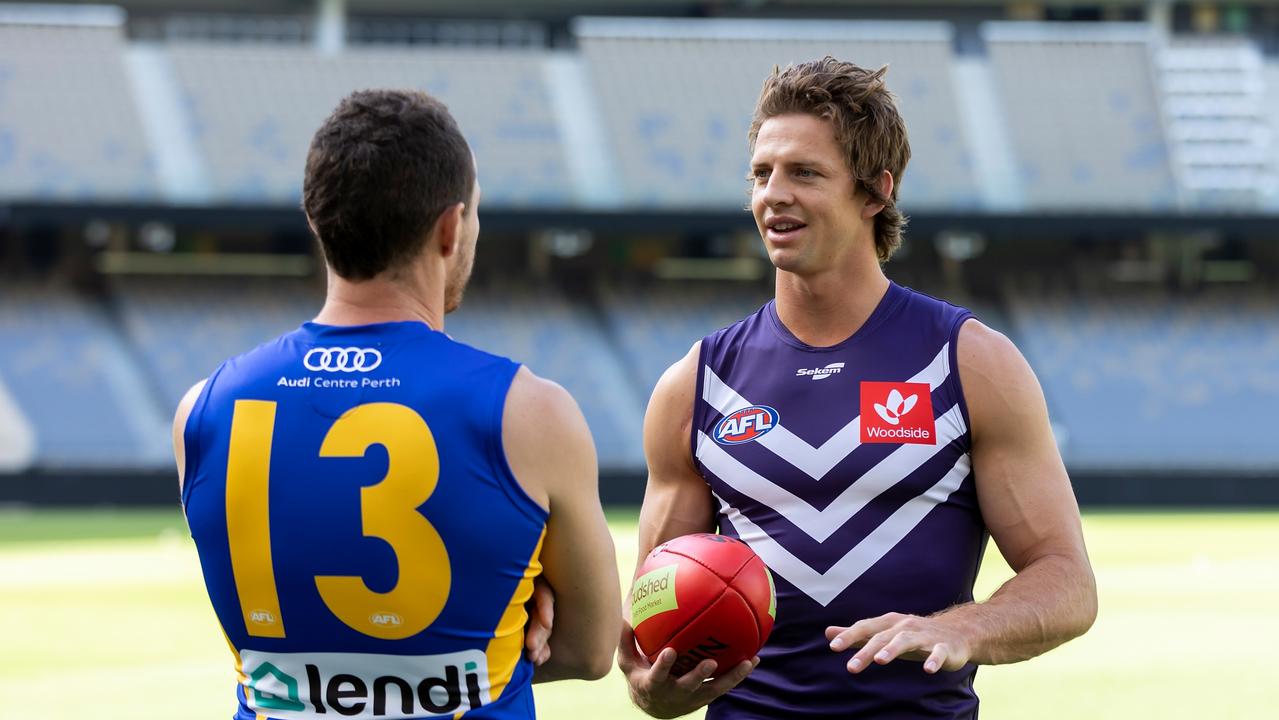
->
<box><xmin>860</xmin><ymin>381</ymin><xmax>936</xmax><ymax>445</ymax></box>
<box><xmin>795</xmin><ymin>362</ymin><xmax>845</xmax><ymax>381</ymax></box>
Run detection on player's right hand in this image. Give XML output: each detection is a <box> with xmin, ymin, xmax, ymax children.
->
<box><xmin>524</xmin><ymin>576</ymin><xmax>554</xmax><ymax>665</ymax></box>
<box><xmin>618</xmin><ymin>621</ymin><xmax>758</xmax><ymax>719</ymax></box>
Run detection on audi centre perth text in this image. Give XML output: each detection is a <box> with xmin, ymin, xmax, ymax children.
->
<box><xmin>276</xmin><ymin>376</ymin><xmax>403</xmax><ymax>389</ymax></box>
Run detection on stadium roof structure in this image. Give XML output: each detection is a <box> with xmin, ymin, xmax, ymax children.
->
<box><xmin>4</xmin><ymin>0</ymin><xmax>1231</xmax><ymax>17</ymax></box>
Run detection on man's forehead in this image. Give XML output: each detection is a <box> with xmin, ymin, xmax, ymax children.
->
<box><xmin>751</xmin><ymin>114</ymin><xmax>841</xmax><ymax>162</ymax></box>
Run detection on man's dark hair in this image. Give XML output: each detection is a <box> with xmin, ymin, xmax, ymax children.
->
<box><xmin>303</xmin><ymin>89</ymin><xmax>475</xmax><ymax>280</ymax></box>
<box><xmin>750</xmin><ymin>57</ymin><xmax>911</xmax><ymax>262</ymax></box>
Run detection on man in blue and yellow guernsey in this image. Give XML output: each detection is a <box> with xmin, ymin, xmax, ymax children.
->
<box><xmin>173</xmin><ymin>88</ymin><xmax>621</xmax><ymax>719</ymax></box>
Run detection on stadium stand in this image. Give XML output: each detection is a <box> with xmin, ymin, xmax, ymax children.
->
<box><xmin>0</xmin><ymin>374</ymin><xmax>36</xmax><ymax>473</ymax></box>
<box><xmin>111</xmin><ymin>276</ymin><xmax>322</xmax><ymax>411</ymax></box>
<box><xmin>164</xmin><ymin>43</ymin><xmax>574</xmax><ymax>205</ymax></box>
<box><xmin>1005</xmin><ymin>280</ymin><xmax>1279</xmax><ymax>472</ymax></box>
<box><xmin>575</xmin><ymin>18</ymin><xmax>979</xmax><ymax>210</ymax></box>
<box><xmin>1264</xmin><ymin>59</ymin><xmax>1279</xmax><ymax>209</ymax></box>
<box><xmin>0</xmin><ymin>284</ymin><xmax>168</xmax><ymax>468</ymax></box>
<box><xmin>448</xmin><ymin>283</ymin><xmax>647</xmax><ymax>470</ymax></box>
<box><xmin>1156</xmin><ymin>37</ymin><xmax>1276</xmax><ymax>208</ymax></box>
<box><xmin>983</xmin><ymin>22</ymin><xmax>1179</xmax><ymax>210</ymax></box>
<box><xmin>0</xmin><ymin>8</ymin><xmax>158</xmax><ymax>200</ymax></box>
<box><xmin>601</xmin><ymin>283</ymin><xmax>771</xmax><ymax>393</ymax></box>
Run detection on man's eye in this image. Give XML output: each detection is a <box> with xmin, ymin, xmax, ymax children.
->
<box><xmin>796</xmin><ymin>168</ymin><xmax>815</xmax><ymax>178</ymax></box>
<box><xmin>750</xmin><ymin>169</ymin><xmax>770</xmax><ymax>181</ymax></box>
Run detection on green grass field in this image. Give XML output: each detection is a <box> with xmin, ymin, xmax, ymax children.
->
<box><xmin>2</xmin><ymin>508</ymin><xmax>1276</xmax><ymax>719</ymax></box>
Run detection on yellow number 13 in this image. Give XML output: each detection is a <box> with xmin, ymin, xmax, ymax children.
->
<box><xmin>225</xmin><ymin>401</ymin><xmax>450</xmax><ymax>640</ymax></box>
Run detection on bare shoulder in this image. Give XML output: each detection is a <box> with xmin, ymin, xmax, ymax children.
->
<box><xmin>644</xmin><ymin>341</ymin><xmax>700</xmax><ymax>461</ymax></box>
<box><xmin>955</xmin><ymin>320</ymin><xmax>1046</xmax><ymax>442</ymax></box>
<box><xmin>172</xmin><ymin>379</ymin><xmax>208</xmax><ymax>490</ymax></box>
<box><xmin>649</xmin><ymin>342</ymin><xmax>700</xmax><ymax>423</ymax></box>
<box><xmin>956</xmin><ymin>319</ymin><xmax>1028</xmax><ymax>380</ymax></box>
<box><xmin>502</xmin><ymin>366</ymin><xmax>595</xmax><ymax>511</ymax></box>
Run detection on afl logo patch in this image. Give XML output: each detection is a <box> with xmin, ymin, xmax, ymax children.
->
<box><xmin>714</xmin><ymin>405</ymin><xmax>779</xmax><ymax>446</ymax></box>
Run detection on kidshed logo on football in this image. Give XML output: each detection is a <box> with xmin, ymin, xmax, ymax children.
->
<box><xmin>860</xmin><ymin>382</ymin><xmax>936</xmax><ymax>444</ymax></box>
<box><xmin>713</xmin><ymin>405</ymin><xmax>779</xmax><ymax>446</ymax></box>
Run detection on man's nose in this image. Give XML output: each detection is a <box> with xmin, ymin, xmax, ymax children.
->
<box><xmin>759</xmin><ymin>175</ymin><xmax>794</xmax><ymax>207</ymax></box>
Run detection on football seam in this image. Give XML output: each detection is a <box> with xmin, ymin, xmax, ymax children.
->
<box><xmin>664</xmin><ymin>547</ymin><xmax>751</xmax><ymax>582</ymax></box>
<box><xmin>731</xmin><ymin>561</ymin><xmax>770</xmax><ymax>646</ymax></box>
<box><xmin>661</xmin><ymin>547</ymin><xmax>767</xmax><ymax>651</ymax></box>
<box><xmin>646</xmin><ymin>583</ymin><xmax>733</xmax><ymax>662</ymax></box>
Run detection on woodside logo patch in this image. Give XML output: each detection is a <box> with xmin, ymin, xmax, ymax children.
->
<box><xmin>860</xmin><ymin>381</ymin><xmax>936</xmax><ymax>444</ymax></box>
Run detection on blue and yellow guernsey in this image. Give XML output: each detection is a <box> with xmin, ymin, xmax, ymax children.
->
<box><xmin>182</xmin><ymin>321</ymin><xmax>547</xmax><ymax>720</ymax></box>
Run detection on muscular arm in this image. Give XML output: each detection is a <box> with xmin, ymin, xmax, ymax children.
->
<box><xmin>503</xmin><ymin>367</ymin><xmax>621</xmax><ymax>682</ymax></box>
<box><xmin>635</xmin><ymin>343</ymin><xmax>717</xmax><ymax>563</ymax></box>
<box><xmin>621</xmin><ymin>343</ymin><xmax>756</xmax><ymax>718</ymax></box>
<box><xmin>829</xmin><ymin>320</ymin><xmax>1096</xmax><ymax>672</ymax></box>
<box><xmin>941</xmin><ymin>321</ymin><xmax>1097</xmax><ymax>663</ymax></box>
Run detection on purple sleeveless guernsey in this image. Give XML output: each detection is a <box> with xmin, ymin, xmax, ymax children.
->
<box><xmin>694</xmin><ymin>282</ymin><xmax>986</xmax><ymax>719</ymax></box>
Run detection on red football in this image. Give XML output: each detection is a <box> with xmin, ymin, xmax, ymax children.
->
<box><xmin>629</xmin><ymin>533</ymin><xmax>776</xmax><ymax>677</ymax></box>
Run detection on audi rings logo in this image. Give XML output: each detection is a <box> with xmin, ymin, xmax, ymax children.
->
<box><xmin>304</xmin><ymin>347</ymin><xmax>383</xmax><ymax>373</ymax></box>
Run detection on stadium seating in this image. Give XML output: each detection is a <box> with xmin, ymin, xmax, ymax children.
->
<box><xmin>0</xmin><ymin>284</ymin><xmax>168</xmax><ymax>468</ymax></box>
<box><xmin>448</xmin><ymin>283</ymin><xmax>647</xmax><ymax>470</ymax></box>
<box><xmin>1156</xmin><ymin>37</ymin><xmax>1276</xmax><ymax>208</ymax></box>
<box><xmin>0</xmin><ymin>14</ymin><xmax>158</xmax><ymax>200</ymax></box>
<box><xmin>983</xmin><ymin>22</ymin><xmax>1179</xmax><ymax>210</ymax></box>
<box><xmin>4</xmin><ymin>11</ymin><xmax>1279</xmax><ymax>211</ymax></box>
<box><xmin>111</xmin><ymin>276</ymin><xmax>323</xmax><ymax>411</ymax></box>
<box><xmin>601</xmin><ymin>283</ymin><xmax>771</xmax><ymax>393</ymax></box>
<box><xmin>1005</xmin><ymin>280</ymin><xmax>1279</xmax><ymax>471</ymax></box>
<box><xmin>164</xmin><ymin>43</ymin><xmax>573</xmax><ymax>205</ymax></box>
<box><xmin>1265</xmin><ymin>59</ymin><xmax>1279</xmax><ymax>209</ymax></box>
<box><xmin>575</xmin><ymin>18</ymin><xmax>979</xmax><ymax>210</ymax></box>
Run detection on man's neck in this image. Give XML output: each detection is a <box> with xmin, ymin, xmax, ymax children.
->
<box><xmin>313</xmin><ymin>267</ymin><xmax>445</xmax><ymax>330</ymax></box>
<box><xmin>774</xmin><ymin>261</ymin><xmax>890</xmax><ymax>348</ymax></box>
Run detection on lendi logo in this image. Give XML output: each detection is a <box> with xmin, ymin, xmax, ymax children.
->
<box><xmin>240</xmin><ymin>649</ymin><xmax>490</xmax><ymax>719</ymax></box>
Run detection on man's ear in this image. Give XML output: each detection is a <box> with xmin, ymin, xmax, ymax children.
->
<box><xmin>861</xmin><ymin>170</ymin><xmax>894</xmax><ymax>220</ymax></box>
<box><xmin>432</xmin><ymin>202</ymin><xmax>466</xmax><ymax>258</ymax></box>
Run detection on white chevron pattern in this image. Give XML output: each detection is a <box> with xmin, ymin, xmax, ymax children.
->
<box><xmin>698</xmin><ymin>404</ymin><xmax>967</xmax><ymax>543</ymax></box>
<box><xmin>701</xmin><ymin>344</ymin><xmax>951</xmax><ymax>480</ymax></box>
<box><xmin>714</xmin><ymin>451</ymin><xmax>972</xmax><ymax>607</ymax></box>
<box><xmin>698</xmin><ymin>342</ymin><xmax>971</xmax><ymax>606</ymax></box>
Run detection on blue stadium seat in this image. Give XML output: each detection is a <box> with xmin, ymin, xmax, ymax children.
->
<box><xmin>164</xmin><ymin>44</ymin><xmax>574</xmax><ymax>206</ymax></box>
<box><xmin>1006</xmin><ymin>282</ymin><xmax>1279</xmax><ymax>471</ymax></box>
<box><xmin>0</xmin><ymin>20</ymin><xmax>158</xmax><ymax>200</ymax></box>
<box><xmin>0</xmin><ymin>285</ymin><xmax>168</xmax><ymax>467</ymax></box>
<box><xmin>575</xmin><ymin>18</ymin><xmax>978</xmax><ymax>210</ymax></box>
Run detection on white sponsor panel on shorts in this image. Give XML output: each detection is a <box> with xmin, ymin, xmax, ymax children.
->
<box><xmin>239</xmin><ymin>649</ymin><xmax>490</xmax><ymax>719</ymax></box>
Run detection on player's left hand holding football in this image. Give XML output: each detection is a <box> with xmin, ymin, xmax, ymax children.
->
<box><xmin>825</xmin><ymin>613</ymin><xmax>973</xmax><ymax>674</ymax></box>
<box><xmin>619</xmin><ymin>622</ymin><xmax>758</xmax><ymax>719</ymax></box>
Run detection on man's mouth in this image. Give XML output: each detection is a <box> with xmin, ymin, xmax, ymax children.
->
<box><xmin>767</xmin><ymin>218</ymin><xmax>807</xmax><ymax>238</ymax></box>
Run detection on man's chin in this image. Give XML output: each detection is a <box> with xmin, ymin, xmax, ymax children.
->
<box><xmin>768</xmin><ymin>250</ymin><xmax>807</xmax><ymax>275</ymax></box>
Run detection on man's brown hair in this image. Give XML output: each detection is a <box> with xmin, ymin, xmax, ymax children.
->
<box><xmin>749</xmin><ymin>57</ymin><xmax>911</xmax><ymax>262</ymax></box>
<box><xmin>303</xmin><ymin>89</ymin><xmax>475</xmax><ymax>280</ymax></box>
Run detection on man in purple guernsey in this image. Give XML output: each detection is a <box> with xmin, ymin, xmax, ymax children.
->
<box><xmin>618</xmin><ymin>58</ymin><xmax>1098</xmax><ymax>718</ymax></box>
